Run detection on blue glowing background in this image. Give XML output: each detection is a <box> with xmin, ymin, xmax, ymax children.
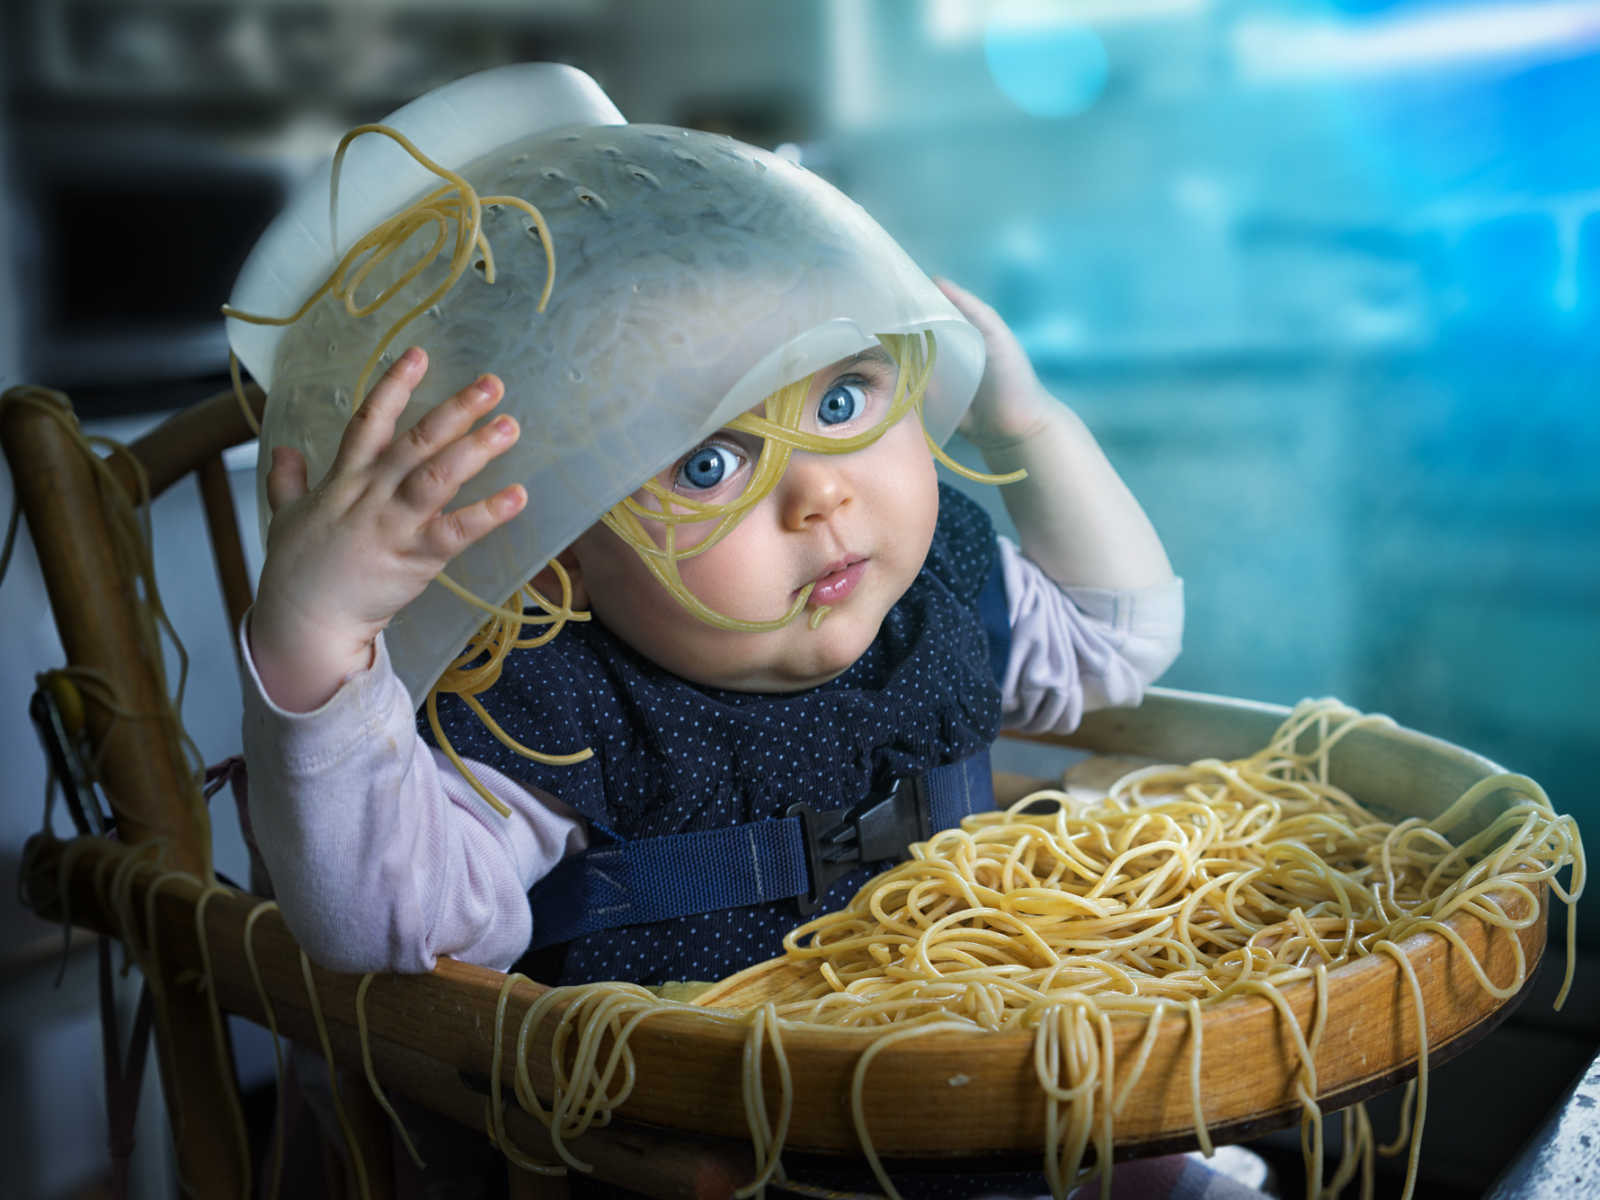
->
<box><xmin>819</xmin><ymin>1</ymin><xmax>1599</xmax><ymax>941</ymax></box>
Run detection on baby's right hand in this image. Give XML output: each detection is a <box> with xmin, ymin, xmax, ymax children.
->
<box><xmin>248</xmin><ymin>346</ymin><xmax>526</xmax><ymax>712</ymax></box>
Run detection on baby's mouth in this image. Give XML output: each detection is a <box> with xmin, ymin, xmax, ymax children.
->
<box><xmin>806</xmin><ymin>557</ymin><xmax>867</xmax><ymax>606</ymax></box>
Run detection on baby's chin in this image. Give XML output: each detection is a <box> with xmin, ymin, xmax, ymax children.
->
<box><xmin>697</xmin><ymin>615</ymin><xmax>882</xmax><ymax>694</ymax></box>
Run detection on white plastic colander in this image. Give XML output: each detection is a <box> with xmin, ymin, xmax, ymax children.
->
<box><xmin>227</xmin><ymin>63</ymin><xmax>984</xmax><ymax>706</ymax></box>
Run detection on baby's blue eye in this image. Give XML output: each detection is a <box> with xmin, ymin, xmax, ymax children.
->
<box><xmin>818</xmin><ymin>382</ymin><xmax>866</xmax><ymax>427</ymax></box>
<box><xmin>676</xmin><ymin>443</ymin><xmax>741</xmax><ymax>491</ymax></box>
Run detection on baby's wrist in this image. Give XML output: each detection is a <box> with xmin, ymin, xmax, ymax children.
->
<box><xmin>966</xmin><ymin>415</ymin><xmax>1049</xmax><ymax>455</ymax></box>
<box><xmin>964</xmin><ymin>387</ymin><xmax>1060</xmax><ymax>454</ymax></box>
<box><xmin>247</xmin><ymin>606</ymin><xmax>377</xmax><ymax>713</ymax></box>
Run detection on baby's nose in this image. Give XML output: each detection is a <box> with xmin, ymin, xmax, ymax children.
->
<box><xmin>779</xmin><ymin>453</ymin><xmax>850</xmax><ymax>529</ymax></box>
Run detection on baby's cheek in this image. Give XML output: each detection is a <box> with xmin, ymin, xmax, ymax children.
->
<box><xmin>911</xmin><ymin>459</ymin><xmax>941</xmax><ymax>551</ymax></box>
<box><xmin>700</xmin><ymin>569</ymin><xmax>789</xmax><ymax>626</ymax></box>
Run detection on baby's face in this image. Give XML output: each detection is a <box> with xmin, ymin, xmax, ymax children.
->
<box><xmin>568</xmin><ymin>347</ymin><xmax>940</xmax><ymax>692</ymax></box>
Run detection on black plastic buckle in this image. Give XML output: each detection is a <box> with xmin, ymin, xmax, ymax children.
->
<box><xmin>29</xmin><ymin>681</ymin><xmax>108</xmax><ymax>837</ymax></box>
<box><xmin>787</xmin><ymin>773</ymin><xmax>931</xmax><ymax>915</ymax></box>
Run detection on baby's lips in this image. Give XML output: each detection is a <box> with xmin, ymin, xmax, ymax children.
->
<box><xmin>807</xmin><ymin>558</ymin><xmax>868</xmax><ymax>606</ymax></box>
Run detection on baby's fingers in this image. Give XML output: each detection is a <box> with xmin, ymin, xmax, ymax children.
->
<box><xmin>265</xmin><ymin>446</ymin><xmax>309</xmax><ymax>515</ymax></box>
<box><xmin>937</xmin><ymin>279</ymin><xmax>1026</xmax><ymax>358</ymax></box>
<box><xmin>385</xmin><ymin>372</ymin><xmax>506</xmax><ymax>478</ymax></box>
<box><xmin>395</xmin><ymin>409</ymin><xmax>520</xmax><ymax>516</ymax></box>
<box><xmin>422</xmin><ymin>484</ymin><xmax>528</xmax><ymax>561</ymax></box>
<box><xmin>331</xmin><ymin>346</ymin><xmax>429</xmax><ymax>473</ymax></box>
<box><xmin>936</xmin><ymin>277</ymin><xmax>1040</xmax><ymax>392</ymax></box>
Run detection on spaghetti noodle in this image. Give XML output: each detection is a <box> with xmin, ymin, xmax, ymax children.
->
<box><xmin>242</xmin><ymin>900</ymin><xmax>289</xmax><ymax>1200</ymax></box>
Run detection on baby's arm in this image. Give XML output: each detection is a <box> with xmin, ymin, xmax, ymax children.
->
<box><xmin>939</xmin><ymin>280</ymin><xmax>1182</xmax><ymax>729</ymax></box>
<box><xmin>241</xmin><ymin>628</ymin><xmax>582</xmax><ymax>973</ymax></box>
<box><xmin>244</xmin><ymin>347</ymin><xmax>563</xmax><ymax>971</ymax></box>
<box><xmin>249</xmin><ymin>346</ymin><xmax>527</xmax><ymax>711</ymax></box>
<box><xmin>938</xmin><ymin>279</ymin><xmax>1174</xmax><ymax>591</ymax></box>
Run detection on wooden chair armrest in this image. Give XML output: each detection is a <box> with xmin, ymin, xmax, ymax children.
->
<box><xmin>23</xmin><ymin>834</ymin><xmax>759</xmax><ymax>1200</ymax></box>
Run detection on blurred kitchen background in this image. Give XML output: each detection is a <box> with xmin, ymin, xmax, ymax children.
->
<box><xmin>1</xmin><ymin>1</ymin><xmax>1596</xmax><ymax>1196</ymax></box>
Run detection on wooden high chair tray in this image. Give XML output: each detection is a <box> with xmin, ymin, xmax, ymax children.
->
<box><xmin>665</xmin><ymin>688</ymin><xmax>1549</xmax><ymax>1157</ymax></box>
<box><xmin>683</xmin><ymin>905</ymin><xmax>1541</xmax><ymax>1159</ymax></box>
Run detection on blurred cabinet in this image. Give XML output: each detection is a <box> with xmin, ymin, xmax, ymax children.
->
<box><xmin>6</xmin><ymin>0</ymin><xmax>607</xmax><ymax>108</ymax></box>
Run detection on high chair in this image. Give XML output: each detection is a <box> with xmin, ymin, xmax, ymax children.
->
<box><xmin>0</xmin><ymin>382</ymin><xmax>763</xmax><ymax>1199</ymax></box>
<box><xmin>1</xmin><ymin>381</ymin><xmax>1558</xmax><ymax>1200</ymax></box>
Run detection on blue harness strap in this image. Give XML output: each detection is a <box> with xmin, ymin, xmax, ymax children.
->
<box><xmin>526</xmin><ymin>748</ymin><xmax>995</xmax><ymax>949</ymax></box>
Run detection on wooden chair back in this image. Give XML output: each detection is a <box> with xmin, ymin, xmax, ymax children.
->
<box><xmin>2</xmin><ymin>384</ymin><xmax>264</xmax><ymax>1193</ymax></box>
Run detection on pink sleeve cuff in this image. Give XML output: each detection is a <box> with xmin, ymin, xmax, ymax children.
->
<box><xmin>996</xmin><ymin>538</ymin><xmax>1184</xmax><ymax>735</ymax></box>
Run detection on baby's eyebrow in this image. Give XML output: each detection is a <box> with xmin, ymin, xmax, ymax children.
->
<box><xmin>833</xmin><ymin>346</ymin><xmax>896</xmax><ymax>373</ymax></box>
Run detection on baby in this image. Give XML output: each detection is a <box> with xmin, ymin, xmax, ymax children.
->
<box><xmin>231</xmin><ymin>65</ymin><xmax>1183</xmax><ymax>991</ymax></box>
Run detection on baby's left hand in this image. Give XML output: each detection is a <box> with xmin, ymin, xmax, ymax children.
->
<box><xmin>936</xmin><ymin>278</ymin><xmax>1175</xmax><ymax>591</ymax></box>
<box><xmin>937</xmin><ymin>277</ymin><xmax>1058</xmax><ymax>450</ymax></box>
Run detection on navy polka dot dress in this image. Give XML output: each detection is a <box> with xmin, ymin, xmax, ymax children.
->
<box><xmin>424</xmin><ymin>484</ymin><xmax>1004</xmax><ymax>986</ymax></box>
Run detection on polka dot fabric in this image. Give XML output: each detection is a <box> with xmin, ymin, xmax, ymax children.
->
<box><xmin>424</xmin><ymin>484</ymin><xmax>1003</xmax><ymax>986</ymax></box>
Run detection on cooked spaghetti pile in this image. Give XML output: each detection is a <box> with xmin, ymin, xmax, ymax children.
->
<box><xmin>775</xmin><ymin>701</ymin><xmax>1582</xmax><ymax>1030</ymax></box>
<box><xmin>638</xmin><ymin>697</ymin><xmax>1580</xmax><ymax>1200</ymax></box>
<box><xmin>475</xmin><ymin>702</ymin><xmax>1581</xmax><ymax>1200</ymax></box>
